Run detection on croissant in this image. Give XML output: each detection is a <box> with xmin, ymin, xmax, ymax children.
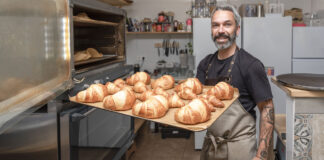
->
<box><xmin>153</xmin><ymin>87</ymin><xmax>170</xmax><ymax>98</ymax></box>
<box><xmin>177</xmin><ymin>87</ymin><xmax>197</xmax><ymax>100</ymax></box>
<box><xmin>199</xmin><ymin>98</ymin><xmax>216</xmax><ymax>112</ymax></box>
<box><xmin>199</xmin><ymin>94</ymin><xmax>224</xmax><ymax>108</ymax></box>
<box><xmin>168</xmin><ymin>93</ymin><xmax>185</xmax><ymax>108</ymax></box>
<box><xmin>103</xmin><ymin>89</ymin><xmax>136</xmax><ymax>111</ymax></box>
<box><xmin>175</xmin><ymin>98</ymin><xmax>211</xmax><ymax>125</ymax></box>
<box><xmin>133</xmin><ymin>81</ymin><xmax>149</xmax><ymax>93</ymax></box>
<box><xmin>113</xmin><ymin>78</ymin><xmax>126</xmax><ymax>88</ymax></box>
<box><xmin>76</xmin><ymin>84</ymin><xmax>108</xmax><ymax>102</ymax></box>
<box><xmin>105</xmin><ymin>82</ymin><xmax>121</xmax><ymax>95</ymax></box>
<box><xmin>136</xmin><ymin>90</ymin><xmax>155</xmax><ymax>101</ymax></box>
<box><xmin>132</xmin><ymin>95</ymin><xmax>169</xmax><ymax>119</ymax></box>
<box><xmin>87</xmin><ymin>48</ymin><xmax>103</xmax><ymax>58</ymax></box>
<box><xmin>207</xmin><ymin>82</ymin><xmax>234</xmax><ymax>100</ymax></box>
<box><xmin>151</xmin><ymin>75</ymin><xmax>175</xmax><ymax>90</ymax></box>
<box><xmin>174</xmin><ymin>78</ymin><xmax>203</xmax><ymax>94</ymax></box>
<box><xmin>126</xmin><ymin>72</ymin><xmax>151</xmax><ymax>86</ymax></box>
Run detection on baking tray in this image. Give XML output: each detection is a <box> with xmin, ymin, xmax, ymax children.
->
<box><xmin>277</xmin><ymin>73</ymin><xmax>324</xmax><ymax>91</ymax></box>
<box><xmin>74</xmin><ymin>55</ymin><xmax>118</xmax><ymax>66</ymax></box>
<box><xmin>69</xmin><ymin>87</ymin><xmax>239</xmax><ymax>132</ymax></box>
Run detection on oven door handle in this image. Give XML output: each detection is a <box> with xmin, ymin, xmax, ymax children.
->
<box><xmin>71</xmin><ymin>108</ymin><xmax>97</xmax><ymax>121</ymax></box>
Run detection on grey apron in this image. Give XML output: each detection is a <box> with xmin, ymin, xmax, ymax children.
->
<box><xmin>201</xmin><ymin>47</ymin><xmax>257</xmax><ymax>160</ymax></box>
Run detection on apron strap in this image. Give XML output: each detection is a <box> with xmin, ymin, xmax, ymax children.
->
<box><xmin>206</xmin><ymin>130</ymin><xmax>256</xmax><ymax>154</ymax></box>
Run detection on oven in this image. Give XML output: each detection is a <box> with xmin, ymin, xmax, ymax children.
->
<box><xmin>0</xmin><ymin>0</ymin><xmax>134</xmax><ymax>159</ymax></box>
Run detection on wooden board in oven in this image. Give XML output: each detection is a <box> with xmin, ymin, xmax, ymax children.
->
<box><xmin>69</xmin><ymin>87</ymin><xmax>239</xmax><ymax>132</ymax></box>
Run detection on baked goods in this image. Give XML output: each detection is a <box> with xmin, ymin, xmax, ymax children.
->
<box><xmin>151</xmin><ymin>75</ymin><xmax>175</xmax><ymax>90</ymax></box>
<box><xmin>199</xmin><ymin>94</ymin><xmax>225</xmax><ymax>108</ymax></box>
<box><xmin>103</xmin><ymin>89</ymin><xmax>136</xmax><ymax>111</ymax></box>
<box><xmin>113</xmin><ymin>78</ymin><xmax>126</xmax><ymax>88</ymax></box>
<box><xmin>126</xmin><ymin>72</ymin><xmax>151</xmax><ymax>85</ymax></box>
<box><xmin>136</xmin><ymin>90</ymin><xmax>155</xmax><ymax>101</ymax></box>
<box><xmin>76</xmin><ymin>12</ymin><xmax>90</xmax><ymax>19</ymax></box>
<box><xmin>177</xmin><ymin>87</ymin><xmax>197</xmax><ymax>100</ymax></box>
<box><xmin>168</xmin><ymin>93</ymin><xmax>185</xmax><ymax>108</ymax></box>
<box><xmin>105</xmin><ymin>82</ymin><xmax>121</xmax><ymax>95</ymax></box>
<box><xmin>74</xmin><ymin>50</ymin><xmax>91</xmax><ymax>62</ymax></box>
<box><xmin>174</xmin><ymin>78</ymin><xmax>203</xmax><ymax>94</ymax></box>
<box><xmin>132</xmin><ymin>95</ymin><xmax>169</xmax><ymax>118</ymax></box>
<box><xmin>207</xmin><ymin>82</ymin><xmax>234</xmax><ymax>100</ymax></box>
<box><xmin>153</xmin><ymin>87</ymin><xmax>170</xmax><ymax>98</ymax></box>
<box><xmin>76</xmin><ymin>84</ymin><xmax>108</xmax><ymax>103</ymax></box>
<box><xmin>133</xmin><ymin>81</ymin><xmax>149</xmax><ymax>93</ymax></box>
<box><xmin>87</xmin><ymin>48</ymin><xmax>103</xmax><ymax>58</ymax></box>
<box><xmin>199</xmin><ymin>98</ymin><xmax>216</xmax><ymax>112</ymax></box>
<box><xmin>175</xmin><ymin>98</ymin><xmax>211</xmax><ymax>124</ymax></box>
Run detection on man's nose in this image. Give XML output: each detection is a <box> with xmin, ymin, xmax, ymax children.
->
<box><xmin>218</xmin><ymin>25</ymin><xmax>225</xmax><ymax>33</ymax></box>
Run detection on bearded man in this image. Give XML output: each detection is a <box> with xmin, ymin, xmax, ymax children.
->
<box><xmin>196</xmin><ymin>4</ymin><xmax>275</xmax><ymax>160</ymax></box>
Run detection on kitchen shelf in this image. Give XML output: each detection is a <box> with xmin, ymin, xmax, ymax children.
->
<box><xmin>73</xmin><ymin>16</ymin><xmax>119</xmax><ymax>27</ymax></box>
<box><xmin>98</xmin><ymin>0</ymin><xmax>133</xmax><ymax>6</ymax></box>
<box><xmin>126</xmin><ymin>32</ymin><xmax>192</xmax><ymax>35</ymax></box>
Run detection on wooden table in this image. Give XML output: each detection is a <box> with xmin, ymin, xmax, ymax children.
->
<box><xmin>272</xmin><ymin>77</ymin><xmax>324</xmax><ymax>160</ymax></box>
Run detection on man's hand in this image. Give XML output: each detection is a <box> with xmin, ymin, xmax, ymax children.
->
<box><xmin>256</xmin><ymin>99</ymin><xmax>274</xmax><ymax>160</ymax></box>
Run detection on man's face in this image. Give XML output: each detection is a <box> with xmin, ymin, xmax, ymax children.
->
<box><xmin>211</xmin><ymin>10</ymin><xmax>240</xmax><ymax>50</ymax></box>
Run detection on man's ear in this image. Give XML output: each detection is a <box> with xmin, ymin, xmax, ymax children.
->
<box><xmin>236</xmin><ymin>25</ymin><xmax>241</xmax><ymax>37</ymax></box>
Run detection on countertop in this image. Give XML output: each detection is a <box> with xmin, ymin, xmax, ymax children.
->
<box><xmin>271</xmin><ymin>77</ymin><xmax>324</xmax><ymax>98</ymax></box>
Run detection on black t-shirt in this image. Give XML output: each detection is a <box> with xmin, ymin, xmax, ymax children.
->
<box><xmin>196</xmin><ymin>48</ymin><xmax>273</xmax><ymax>119</ymax></box>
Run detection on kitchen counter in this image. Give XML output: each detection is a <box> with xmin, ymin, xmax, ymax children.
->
<box><xmin>271</xmin><ymin>77</ymin><xmax>324</xmax><ymax>160</ymax></box>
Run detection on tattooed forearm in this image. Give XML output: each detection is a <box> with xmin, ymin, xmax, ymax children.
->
<box><xmin>256</xmin><ymin>100</ymin><xmax>274</xmax><ymax>160</ymax></box>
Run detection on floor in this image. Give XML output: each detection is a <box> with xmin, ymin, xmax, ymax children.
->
<box><xmin>128</xmin><ymin>122</ymin><xmax>201</xmax><ymax>160</ymax></box>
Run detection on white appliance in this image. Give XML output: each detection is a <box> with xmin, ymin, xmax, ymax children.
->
<box><xmin>292</xmin><ymin>27</ymin><xmax>324</xmax><ymax>74</ymax></box>
<box><xmin>192</xmin><ymin>18</ymin><xmax>241</xmax><ymax>150</ymax></box>
<box><xmin>242</xmin><ymin>16</ymin><xmax>292</xmax><ymax>146</ymax></box>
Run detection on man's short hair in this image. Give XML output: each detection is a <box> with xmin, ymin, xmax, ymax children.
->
<box><xmin>211</xmin><ymin>4</ymin><xmax>241</xmax><ymax>27</ymax></box>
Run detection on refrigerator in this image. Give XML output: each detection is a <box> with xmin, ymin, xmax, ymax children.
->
<box><xmin>292</xmin><ymin>27</ymin><xmax>324</xmax><ymax>74</ymax></box>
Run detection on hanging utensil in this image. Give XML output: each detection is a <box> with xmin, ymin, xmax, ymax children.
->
<box><xmin>165</xmin><ymin>39</ymin><xmax>169</xmax><ymax>57</ymax></box>
<box><xmin>154</xmin><ymin>43</ymin><xmax>161</xmax><ymax>57</ymax></box>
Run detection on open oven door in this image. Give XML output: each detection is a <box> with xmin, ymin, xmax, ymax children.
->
<box><xmin>0</xmin><ymin>0</ymin><xmax>72</xmax><ymax>159</ymax></box>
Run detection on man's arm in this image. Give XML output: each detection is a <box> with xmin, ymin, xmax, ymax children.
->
<box><xmin>254</xmin><ymin>99</ymin><xmax>274</xmax><ymax>160</ymax></box>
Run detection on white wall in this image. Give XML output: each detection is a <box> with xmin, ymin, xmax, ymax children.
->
<box><xmin>123</xmin><ymin>0</ymin><xmax>324</xmax><ymax>73</ymax></box>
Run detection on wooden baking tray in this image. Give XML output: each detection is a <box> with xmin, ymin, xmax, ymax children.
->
<box><xmin>69</xmin><ymin>87</ymin><xmax>239</xmax><ymax>132</ymax></box>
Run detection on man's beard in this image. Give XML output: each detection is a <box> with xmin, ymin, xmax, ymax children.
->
<box><xmin>212</xmin><ymin>32</ymin><xmax>236</xmax><ymax>50</ymax></box>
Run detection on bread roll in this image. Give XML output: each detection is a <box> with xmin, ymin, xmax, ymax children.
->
<box><xmin>103</xmin><ymin>89</ymin><xmax>136</xmax><ymax>111</ymax></box>
<box><xmin>151</xmin><ymin>75</ymin><xmax>175</xmax><ymax>90</ymax></box>
<box><xmin>126</xmin><ymin>72</ymin><xmax>151</xmax><ymax>85</ymax></box>
<box><xmin>207</xmin><ymin>82</ymin><xmax>234</xmax><ymax>100</ymax></box>
<box><xmin>76</xmin><ymin>84</ymin><xmax>108</xmax><ymax>102</ymax></box>
<box><xmin>105</xmin><ymin>82</ymin><xmax>121</xmax><ymax>95</ymax></box>
<box><xmin>174</xmin><ymin>78</ymin><xmax>202</xmax><ymax>94</ymax></box>
<box><xmin>132</xmin><ymin>95</ymin><xmax>169</xmax><ymax>119</ymax></box>
<box><xmin>175</xmin><ymin>98</ymin><xmax>211</xmax><ymax>125</ymax></box>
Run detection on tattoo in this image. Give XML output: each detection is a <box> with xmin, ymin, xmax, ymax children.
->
<box><xmin>261</xmin><ymin>150</ymin><xmax>268</xmax><ymax>158</ymax></box>
<box><xmin>257</xmin><ymin>102</ymin><xmax>274</xmax><ymax>159</ymax></box>
<box><xmin>264</xmin><ymin>105</ymin><xmax>274</xmax><ymax>125</ymax></box>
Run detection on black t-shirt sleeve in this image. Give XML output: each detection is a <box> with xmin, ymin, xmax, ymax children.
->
<box><xmin>196</xmin><ymin>55</ymin><xmax>210</xmax><ymax>84</ymax></box>
<box><xmin>245</xmin><ymin>60</ymin><xmax>273</xmax><ymax>104</ymax></box>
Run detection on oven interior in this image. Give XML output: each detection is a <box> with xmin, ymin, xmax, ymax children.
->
<box><xmin>72</xmin><ymin>3</ymin><xmax>126</xmax><ymax>73</ymax></box>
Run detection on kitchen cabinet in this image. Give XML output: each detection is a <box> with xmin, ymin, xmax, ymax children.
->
<box><xmin>272</xmin><ymin>78</ymin><xmax>324</xmax><ymax>160</ymax></box>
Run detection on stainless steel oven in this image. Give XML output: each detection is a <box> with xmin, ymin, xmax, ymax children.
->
<box><xmin>0</xmin><ymin>0</ymin><xmax>134</xmax><ymax>159</ymax></box>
